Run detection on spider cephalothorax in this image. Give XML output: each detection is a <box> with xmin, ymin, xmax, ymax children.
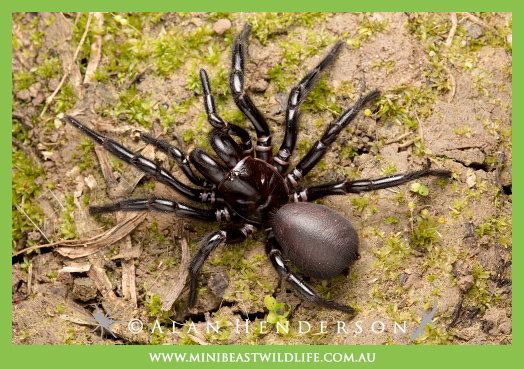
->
<box><xmin>66</xmin><ymin>24</ymin><xmax>450</xmax><ymax>314</ymax></box>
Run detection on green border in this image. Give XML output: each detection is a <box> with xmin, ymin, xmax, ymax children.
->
<box><xmin>7</xmin><ymin>2</ymin><xmax>516</xmax><ymax>369</ymax></box>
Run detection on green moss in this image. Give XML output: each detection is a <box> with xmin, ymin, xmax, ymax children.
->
<box><xmin>351</xmin><ymin>194</ymin><xmax>370</xmax><ymax>212</ymax></box>
<box><xmin>182</xmin><ymin>129</ymin><xmax>195</xmax><ymax>143</ymax></box>
<box><xmin>372</xmin><ymin>232</ymin><xmax>412</xmax><ymax>272</ymax></box>
<box><xmin>268</xmin><ymin>64</ymin><xmax>288</xmax><ymax>92</ymax></box>
<box><xmin>13</xmin><ymin>70</ymin><xmax>35</xmax><ymax>91</ymax></box>
<box><xmin>467</xmin><ymin>263</ymin><xmax>491</xmax><ymax>312</ymax></box>
<box><xmin>59</xmin><ymin>194</ymin><xmax>78</xmax><ymax>240</ymax></box>
<box><xmin>12</xmin><ymin>146</ymin><xmax>46</xmax><ymax>249</ymax></box>
<box><xmin>454</xmin><ymin>124</ymin><xmax>474</xmax><ymax>138</ymax></box>
<box><xmin>112</xmin><ymin>86</ymin><xmax>157</xmax><ymax>127</ymax></box>
<box><xmin>247</xmin><ymin>13</ymin><xmax>330</xmax><ymax>46</ymax></box>
<box><xmin>78</xmin><ymin>136</ymin><xmax>94</xmax><ymax>172</ymax></box>
<box><xmin>411</xmin><ymin>209</ymin><xmax>441</xmax><ymax>249</ymax></box>
<box><xmin>347</xmin><ymin>13</ymin><xmax>389</xmax><ymax>49</ymax></box>
<box><xmin>32</xmin><ymin>54</ymin><xmax>61</xmax><ymax>80</ymax></box>
<box><xmin>264</xmin><ymin>295</ymin><xmax>291</xmax><ymax>335</ymax></box>
<box><xmin>381</xmin><ymin>161</ymin><xmax>397</xmax><ymax>176</ymax></box>
<box><xmin>371</xmin><ymin>59</ymin><xmax>396</xmax><ymax>74</ymax></box>
<box><xmin>53</xmin><ymin>83</ymin><xmax>76</xmax><ymax>114</ymax></box>
<box><xmin>302</xmin><ymin>76</ymin><xmax>341</xmax><ymax>115</ymax></box>
<box><xmin>144</xmin><ymin>292</ymin><xmax>162</xmax><ymax>317</ymax></box>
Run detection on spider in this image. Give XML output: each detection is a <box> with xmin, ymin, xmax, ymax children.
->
<box><xmin>65</xmin><ymin>24</ymin><xmax>451</xmax><ymax>314</ymax></box>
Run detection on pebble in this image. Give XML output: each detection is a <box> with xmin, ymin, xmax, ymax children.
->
<box><xmin>457</xmin><ymin>275</ymin><xmax>475</xmax><ymax>292</ymax></box>
<box><xmin>73</xmin><ymin>278</ymin><xmax>98</xmax><ymax>302</ymax></box>
<box><xmin>85</xmin><ymin>174</ymin><xmax>98</xmax><ymax>190</ymax></box>
<box><xmin>479</xmin><ymin>235</ymin><xmax>491</xmax><ymax>247</ymax></box>
<box><xmin>28</xmin><ymin>82</ymin><xmax>41</xmax><ymax>98</ymax></box>
<box><xmin>16</xmin><ymin>89</ymin><xmax>31</xmax><ymax>102</ymax></box>
<box><xmin>48</xmin><ymin>77</ymin><xmax>60</xmax><ymax>91</ymax></box>
<box><xmin>32</xmin><ymin>91</ymin><xmax>45</xmax><ymax>106</ymax></box>
<box><xmin>208</xmin><ymin>271</ymin><xmax>229</xmax><ymax>297</ymax></box>
<box><xmin>213</xmin><ymin>19</ymin><xmax>231</xmax><ymax>35</ymax></box>
<box><xmin>466</xmin><ymin>23</ymin><xmax>483</xmax><ymax>39</ymax></box>
<box><xmin>466</xmin><ymin>173</ymin><xmax>477</xmax><ymax>188</ymax></box>
<box><xmin>250</xmin><ymin>79</ymin><xmax>269</xmax><ymax>92</ymax></box>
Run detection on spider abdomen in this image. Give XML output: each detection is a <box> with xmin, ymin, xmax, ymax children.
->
<box><xmin>272</xmin><ymin>202</ymin><xmax>359</xmax><ymax>280</ymax></box>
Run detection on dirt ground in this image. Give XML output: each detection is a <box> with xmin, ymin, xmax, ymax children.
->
<box><xmin>12</xmin><ymin>12</ymin><xmax>512</xmax><ymax>345</ymax></box>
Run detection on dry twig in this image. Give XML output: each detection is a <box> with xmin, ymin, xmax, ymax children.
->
<box><xmin>461</xmin><ymin>12</ymin><xmax>488</xmax><ymax>28</ymax></box>
<box><xmin>385</xmin><ymin>132</ymin><xmax>412</xmax><ymax>145</ymax></box>
<box><xmin>398</xmin><ymin>139</ymin><xmax>415</xmax><ymax>149</ymax></box>
<box><xmin>444</xmin><ymin>13</ymin><xmax>458</xmax><ymax>51</ymax></box>
<box><xmin>40</xmin><ymin>12</ymin><xmax>93</xmax><ymax>118</ymax></box>
<box><xmin>161</xmin><ymin>237</ymin><xmax>190</xmax><ymax>311</ymax></box>
<box><xmin>14</xmin><ymin>204</ymin><xmax>50</xmax><ymax>244</ymax></box>
<box><xmin>55</xmin><ymin>212</ymin><xmax>147</xmax><ymax>258</ymax></box>
<box><xmin>87</xmin><ymin>262</ymin><xmax>118</xmax><ymax>301</ymax></box>
<box><xmin>443</xmin><ymin>13</ymin><xmax>458</xmax><ymax>103</ymax></box>
<box><xmin>83</xmin><ymin>12</ymin><xmax>104</xmax><ymax>85</ymax></box>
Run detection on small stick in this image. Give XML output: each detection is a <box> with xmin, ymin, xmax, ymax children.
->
<box><xmin>87</xmin><ymin>263</ymin><xmax>118</xmax><ymax>301</ymax></box>
<box><xmin>48</xmin><ymin>188</ymin><xmax>65</xmax><ymax>211</ymax></box>
<box><xmin>447</xmin><ymin>68</ymin><xmax>456</xmax><ymax>103</ymax></box>
<box><xmin>161</xmin><ymin>237</ymin><xmax>191</xmax><ymax>311</ymax></box>
<box><xmin>415</xmin><ymin>111</ymin><xmax>424</xmax><ymax>143</ymax></box>
<box><xmin>40</xmin><ymin>12</ymin><xmax>94</xmax><ymax>118</ymax></box>
<box><xmin>11</xmin><ymin>229</ymin><xmax>114</xmax><ymax>258</ymax></box>
<box><xmin>398</xmin><ymin>139</ymin><xmax>415</xmax><ymax>149</ymax></box>
<box><xmin>187</xmin><ymin>334</ymin><xmax>209</xmax><ymax>345</ymax></box>
<box><xmin>83</xmin><ymin>12</ymin><xmax>104</xmax><ymax>85</ymax></box>
<box><xmin>385</xmin><ymin>188</ymin><xmax>400</xmax><ymax>194</ymax></box>
<box><xmin>14</xmin><ymin>204</ymin><xmax>50</xmax><ymax>244</ymax></box>
<box><xmin>385</xmin><ymin>132</ymin><xmax>411</xmax><ymax>145</ymax></box>
<box><xmin>442</xmin><ymin>13</ymin><xmax>457</xmax><ymax>103</ymax></box>
<box><xmin>461</xmin><ymin>12</ymin><xmax>488</xmax><ymax>28</ymax></box>
<box><xmin>444</xmin><ymin>13</ymin><xmax>458</xmax><ymax>51</ymax></box>
<box><xmin>27</xmin><ymin>263</ymin><xmax>33</xmax><ymax>295</ymax></box>
<box><xmin>124</xmin><ymin>66</ymin><xmax>151</xmax><ymax>90</ymax></box>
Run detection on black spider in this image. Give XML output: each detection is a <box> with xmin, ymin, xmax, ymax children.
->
<box><xmin>65</xmin><ymin>24</ymin><xmax>451</xmax><ymax>314</ymax></box>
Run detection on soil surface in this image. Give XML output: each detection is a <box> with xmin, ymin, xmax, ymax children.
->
<box><xmin>12</xmin><ymin>12</ymin><xmax>512</xmax><ymax>345</ymax></box>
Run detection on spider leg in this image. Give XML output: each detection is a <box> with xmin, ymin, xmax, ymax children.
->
<box><xmin>65</xmin><ymin>115</ymin><xmax>215</xmax><ymax>204</ymax></box>
<box><xmin>200</xmin><ymin>69</ymin><xmax>254</xmax><ymax>157</ymax></box>
<box><xmin>285</xmin><ymin>90</ymin><xmax>380</xmax><ymax>188</ymax></box>
<box><xmin>265</xmin><ymin>229</ymin><xmax>355</xmax><ymax>313</ymax></box>
<box><xmin>140</xmin><ymin>133</ymin><xmax>213</xmax><ymax>188</ymax></box>
<box><xmin>229</xmin><ymin>24</ymin><xmax>272</xmax><ymax>163</ymax></box>
<box><xmin>274</xmin><ymin>41</ymin><xmax>345</xmax><ymax>175</ymax></box>
<box><xmin>89</xmin><ymin>197</ymin><xmax>233</xmax><ymax>222</ymax></box>
<box><xmin>189</xmin><ymin>148</ymin><xmax>230</xmax><ymax>184</ymax></box>
<box><xmin>189</xmin><ymin>225</ymin><xmax>257</xmax><ymax>307</ymax></box>
<box><xmin>208</xmin><ymin>129</ymin><xmax>244</xmax><ymax>168</ymax></box>
<box><xmin>296</xmin><ymin>169</ymin><xmax>452</xmax><ymax>202</ymax></box>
